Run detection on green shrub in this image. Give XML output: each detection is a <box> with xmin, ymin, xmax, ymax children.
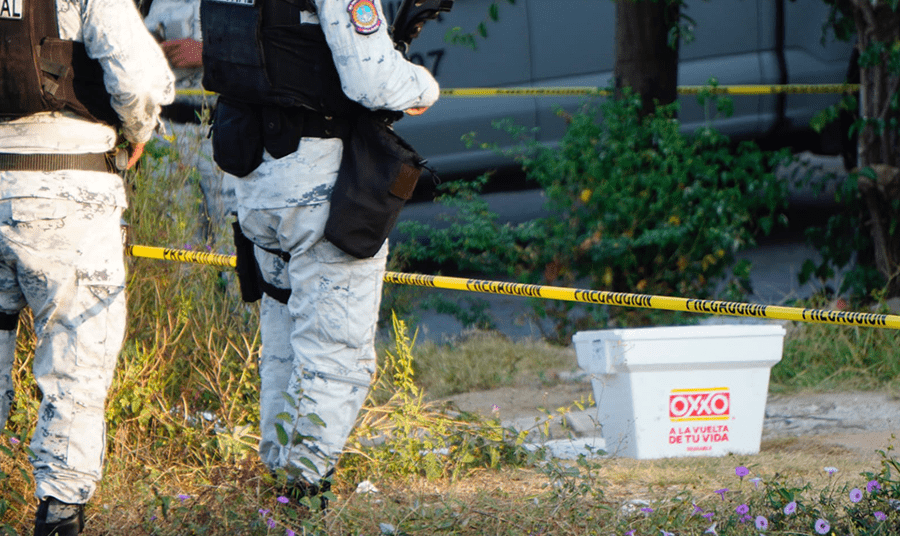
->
<box><xmin>393</xmin><ymin>87</ymin><xmax>792</xmax><ymax>341</ymax></box>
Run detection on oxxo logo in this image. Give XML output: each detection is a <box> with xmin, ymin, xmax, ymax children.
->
<box><xmin>669</xmin><ymin>388</ymin><xmax>730</xmax><ymax>421</ymax></box>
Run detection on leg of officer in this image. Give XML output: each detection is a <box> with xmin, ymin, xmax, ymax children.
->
<box><xmin>3</xmin><ymin>199</ymin><xmax>127</xmax><ymax>506</ymax></box>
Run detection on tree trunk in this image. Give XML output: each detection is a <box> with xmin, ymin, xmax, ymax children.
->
<box><xmin>614</xmin><ymin>0</ymin><xmax>680</xmax><ymax>115</ymax></box>
<box><xmin>850</xmin><ymin>1</ymin><xmax>900</xmax><ymax>293</ymax></box>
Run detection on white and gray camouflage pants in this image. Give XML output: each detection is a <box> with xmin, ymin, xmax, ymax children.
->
<box><xmin>0</xmin><ymin>197</ymin><xmax>126</xmax><ymax>504</ymax></box>
<box><xmin>238</xmin><ymin>202</ymin><xmax>386</xmax><ymax>485</ymax></box>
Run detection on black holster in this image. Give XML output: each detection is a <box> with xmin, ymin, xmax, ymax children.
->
<box><xmin>324</xmin><ymin>113</ymin><xmax>427</xmax><ymax>259</ymax></box>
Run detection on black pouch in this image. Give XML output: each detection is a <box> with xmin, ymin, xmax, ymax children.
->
<box><xmin>212</xmin><ymin>100</ymin><xmax>265</xmax><ymax>177</ymax></box>
<box><xmin>232</xmin><ymin>220</ymin><xmax>263</xmax><ymax>303</ymax></box>
<box><xmin>324</xmin><ymin>113</ymin><xmax>426</xmax><ymax>259</ymax></box>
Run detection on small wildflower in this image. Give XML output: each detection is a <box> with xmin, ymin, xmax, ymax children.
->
<box><xmin>8</xmin><ymin>436</ymin><xmax>19</xmax><ymax>445</ymax></box>
<box><xmin>276</xmin><ymin>496</ymin><xmax>289</xmax><ymax>504</ymax></box>
<box><xmin>755</xmin><ymin>515</ymin><xmax>769</xmax><ymax>530</ymax></box>
<box><xmin>749</xmin><ymin>477</ymin><xmax>762</xmax><ymax>489</ymax></box>
<box><xmin>868</xmin><ymin>480</ymin><xmax>882</xmax><ymax>493</ymax></box>
<box><xmin>692</xmin><ymin>503</ymin><xmax>704</xmax><ymax>515</ymax></box>
<box><xmin>641</xmin><ymin>507</ymin><xmax>654</xmax><ymax>514</ymax></box>
<box><xmin>258</xmin><ymin>508</ymin><xmax>271</xmax><ymax>517</ymax></box>
<box><xmin>660</xmin><ymin>531</ymin><xmax>674</xmax><ymax>536</ymax></box>
<box><xmin>176</xmin><ymin>494</ymin><xmax>190</xmax><ymax>502</ymax></box>
<box><xmin>266</xmin><ymin>518</ymin><xmax>277</xmax><ymax>529</ymax></box>
<box><xmin>815</xmin><ymin>518</ymin><xmax>830</xmax><ymax>535</ymax></box>
<box><xmin>704</xmin><ymin>523</ymin><xmax>717</xmax><ymax>536</ymax></box>
<box><xmin>735</xmin><ymin>466</ymin><xmax>750</xmax><ymax>479</ymax></box>
<box><xmin>491</xmin><ymin>404</ymin><xmax>500</xmax><ymax>413</ymax></box>
<box><xmin>286</xmin><ymin>530</ymin><xmax>296</xmax><ymax>536</ymax></box>
<box><xmin>824</xmin><ymin>466</ymin><xmax>838</xmax><ymax>475</ymax></box>
<box><xmin>624</xmin><ymin>531</ymin><xmax>635</xmax><ymax>536</ymax></box>
<box><xmin>736</xmin><ymin>504</ymin><xmax>749</xmax><ymax>515</ymax></box>
<box><xmin>702</xmin><ymin>512</ymin><xmax>715</xmax><ymax>521</ymax></box>
<box><xmin>850</xmin><ymin>488</ymin><xmax>863</xmax><ymax>503</ymax></box>
<box><xmin>784</xmin><ymin>501</ymin><xmax>797</xmax><ymax>515</ymax></box>
<box><xmin>875</xmin><ymin>511</ymin><xmax>887</xmax><ymax>521</ymax></box>
<box><xmin>714</xmin><ymin>488</ymin><xmax>728</xmax><ymax>499</ymax></box>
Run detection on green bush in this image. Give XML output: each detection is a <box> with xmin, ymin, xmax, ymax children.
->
<box><xmin>393</xmin><ymin>87</ymin><xmax>792</xmax><ymax>341</ymax></box>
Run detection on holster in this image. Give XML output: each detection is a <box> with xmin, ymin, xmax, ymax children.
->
<box><xmin>324</xmin><ymin>113</ymin><xmax>427</xmax><ymax>259</ymax></box>
<box><xmin>232</xmin><ymin>220</ymin><xmax>263</xmax><ymax>302</ymax></box>
<box><xmin>232</xmin><ymin>220</ymin><xmax>294</xmax><ymax>304</ymax></box>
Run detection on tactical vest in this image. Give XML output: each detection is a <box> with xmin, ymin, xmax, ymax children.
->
<box><xmin>0</xmin><ymin>0</ymin><xmax>119</xmax><ymax>125</ymax></box>
<box><xmin>200</xmin><ymin>0</ymin><xmax>362</xmax><ymax>117</ymax></box>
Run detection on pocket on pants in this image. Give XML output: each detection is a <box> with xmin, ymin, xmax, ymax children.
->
<box><xmin>305</xmin><ymin>240</ymin><xmax>386</xmax><ymax>349</ymax></box>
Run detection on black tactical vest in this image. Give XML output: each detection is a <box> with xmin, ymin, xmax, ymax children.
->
<box><xmin>0</xmin><ymin>0</ymin><xmax>119</xmax><ymax>124</ymax></box>
<box><xmin>200</xmin><ymin>0</ymin><xmax>362</xmax><ymax>117</ymax></box>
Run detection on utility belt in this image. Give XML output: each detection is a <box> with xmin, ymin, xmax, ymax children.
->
<box><xmin>0</xmin><ymin>151</ymin><xmax>122</xmax><ymax>173</ymax></box>
<box><xmin>216</xmin><ymin>99</ymin><xmax>431</xmax><ymax>303</ymax></box>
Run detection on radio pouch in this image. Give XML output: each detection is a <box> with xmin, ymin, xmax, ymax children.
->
<box><xmin>324</xmin><ymin>113</ymin><xmax>427</xmax><ymax>258</ymax></box>
<box><xmin>212</xmin><ymin>99</ymin><xmax>265</xmax><ymax>178</ymax></box>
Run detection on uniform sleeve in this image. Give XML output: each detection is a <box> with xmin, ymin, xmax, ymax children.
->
<box><xmin>80</xmin><ymin>0</ymin><xmax>176</xmax><ymax>143</ymax></box>
<box><xmin>314</xmin><ymin>0</ymin><xmax>439</xmax><ymax>112</ymax></box>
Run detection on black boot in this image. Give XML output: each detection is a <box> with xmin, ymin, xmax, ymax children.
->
<box><xmin>33</xmin><ymin>497</ymin><xmax>84</xmax><ymax>536</ymax></box>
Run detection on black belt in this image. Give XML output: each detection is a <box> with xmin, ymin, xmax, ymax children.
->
<box><xmin>0</xmin><ymin>152</ymin><xmax>116</xmax><ymax>173</ymax></box>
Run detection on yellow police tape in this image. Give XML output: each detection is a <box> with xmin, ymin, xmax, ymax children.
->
<box><xmin>127</xmin><ymin>244</ymin><xmax>900</xmax><ymax>330</ymax></box>
<box><xmin>175</xmin><ymin>84</ymin><xmax>860</xmax><ymax>98</ymax></box>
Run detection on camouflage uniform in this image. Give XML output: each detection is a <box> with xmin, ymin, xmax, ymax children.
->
<box><xmin>0</xmin><ymin>0</ymin><xmax>174</xmax><ymax>506</ymax></box>
<box><xmin>226</xmin><ymin>0</ymin><xmax>439</xmax><ymax>484</ymax></box>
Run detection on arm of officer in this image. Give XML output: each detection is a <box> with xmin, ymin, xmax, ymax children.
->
<box><xmin>80</xmin><ymin>0</ymin><xmax>176</xmax><ymax>163</ymax></box>
<box><xmin>314</xmin><ymin>0</ymin><xmax>439</xmax><ymax>113</ymax></box>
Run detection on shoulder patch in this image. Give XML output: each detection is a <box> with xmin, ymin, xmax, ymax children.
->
<box><xmin>347</xmin><ymin>0</ymin><xmax>381</xmax><ymax>35</ymax></box>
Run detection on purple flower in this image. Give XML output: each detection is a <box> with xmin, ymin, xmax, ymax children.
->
<box><xmin>258</xmin><ymin>508</ymin><xmax>270</xmax><ymax>517</ymax></box>
<box><xmin>276</xmin><ymin>496</ymin><xmax>289</xmax><ymax>504</ymax></box>
<box><xmin>491</xmin><ymin>404</ymin><xmax>500</xmax><ymax>413</ymax></box>
<box><xmin>750</xmin><ymin>477</ymin><xmax>762</xmax><ymax>489</ymax></box>
<box><xmin>868</xmin><ymin>480</ymin><xmax>882</xmax><ymax>493</ymax></box>
<box><xmin>286</xmin><ymin>530</ymin><xmax>296</xmax><ymax>536</ymax></box>
<box><xmin>850</xmin><ymin>488</ymin><xmax>863</xmax><ymax>503</ymax></box>
<box><xmin>660</xmin><ymin>530</ymin><xmax>674</xmax><ymax>536</ymax></box>
<box><xmin>176</xmin><ymin>494</ymin><xmax>190</xmax><ymax>502</ymax></box>
<box><xmin>755</xmin><ymin>516</ymin><xmax>769</xmax><ymax>530</ymax></box>
<box><xmin>736</xmin><ymin>504</ymin><xmax>749</xmax><ymax>515</ymax></box>
<box><xmin>815</xmin><ymin>518</ymin><xmax>830</xmax><ymax>535</ymax></box>
<box><xmin>784</xmin><ymin>501</ymin><xmax>797</xmax><ymax>515</ymax></box>
<box><xmin>735</xmin><ymin>466</ymin><xmax>750</xmax><ymax>479</ymax></box>
<box><xmin>624</xmin><ymin>531</ymin><xmax>635</xmax><ymax>536</ymax></box>
<box><xmin>702</xmin><ymin>512</ymin><xmax>715</xmax><ymax>521</ymax></box>
<box><xmin>692</xmin><ymin>503</ymin><xmax>704</xmax><ymax>515</ymax></box>
<box><xmin>875</xmin><ymin>511</ymin><xmax>887</xmax><ymax>521</ymax></box>
<box><xmin>641</xmin><ymin>507</ymin><xmax>654</xmax><ymax>514</ymax></box>
<box><xmin>739</xmin><ymin>514</ymin><xmax>752</xmax><ymax>523</ymax></box>
<box><xmin>704</xmin><ymin>523</ymin><xmax>717</xmax><ymax>536</ymax></box>
<box><xmin>714</xmin><ymin>488</ymin><xmax>728</xmax><ymax>499</ymax></box>
<box><xmin>266</xmin><ymin>518</ymin><xmax>277</xmax><ymax>529</ymax></box>
<box><xmin>824</xmin><ymin>466</ymin><xmax>838</xmax><ymax>476</ymax></box>
<box><xmin>9</xmin><ymin>437</ymin><xmax>19</xmax><ymax>445</ymax></box>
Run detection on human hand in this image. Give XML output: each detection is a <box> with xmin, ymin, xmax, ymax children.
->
<box><xmin>126</xmin><ymin>142</ymin><xmax>145</xmax><ymax>170</ymax></box>
<box><xmin>161</xmin><ymin>38</ymin><xmax>203</xmax><ymax>69</ymax></box>
<box><xmin>405</xmin><ymin>106</ymin><xmax>429</xmax><ymax>116</ymax></box>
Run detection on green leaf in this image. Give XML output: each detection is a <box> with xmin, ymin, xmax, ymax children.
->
<box><xmin>489</xmin><ymin>3</ymin><xmax>499</xmax><ymax>20</ymax></box>
<box><xmin>275</xmin><ymin>423</ymin><xmax>289</xmax><ymax>446</ymax></box>
<box><xmin>307</xmin><ymin>412</ymin><xmax>327</xmax><ymax>428</ymax></box>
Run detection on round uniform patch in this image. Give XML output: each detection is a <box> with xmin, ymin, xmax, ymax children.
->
<box><xmin>348</xmin><ymin>0</ymin><xmax>381</xmax><ymax>35</ymax></box>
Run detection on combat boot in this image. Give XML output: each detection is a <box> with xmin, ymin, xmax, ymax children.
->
<box><xmin>33</xmin><ymin>497</ymin><xmax>84</xmax><ymax>536</ymax></box>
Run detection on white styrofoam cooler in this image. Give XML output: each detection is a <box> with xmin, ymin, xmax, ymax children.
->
<box><xmin>573</xmin><ymin>324</ymin><xmax>785</xmax><ymax>459</ymax></box>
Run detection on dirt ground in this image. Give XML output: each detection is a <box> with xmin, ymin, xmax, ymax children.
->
<box><xmin>438</xmin><ymin>379</ymin><xmax>900</xmax><ymax>465</ymax></box>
